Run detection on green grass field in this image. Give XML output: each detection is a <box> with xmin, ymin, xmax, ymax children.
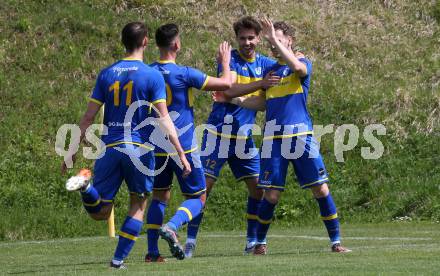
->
<box><xmin>2</xmin><ymin>223</ymin><xmax>439</xmax><ymax>275</ymax></box>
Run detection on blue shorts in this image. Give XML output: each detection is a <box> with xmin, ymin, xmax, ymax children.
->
<box><xmin>200</xmin><ymin>130</ymin><xmax>260</xmax><ymax>181</ymax></box>
<box><xmin>258</xmin><ymin>135</ymin><xmax>329</xmax><ymax>191</ymax></box>
<box><xmin>93</xmin><ymin>143</ymin><xmax>155</xmax><ymax>202</ymax></box>
<box><xmin>153</xmin><ymin>151</ymin><xmax>206</xmax><ymax>197</ymax></box>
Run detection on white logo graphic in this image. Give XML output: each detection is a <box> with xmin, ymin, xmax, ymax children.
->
<box><xmin>255</xmin><ymin>67</ymin><xmax>262</xmax><ymax>75</ymax></box>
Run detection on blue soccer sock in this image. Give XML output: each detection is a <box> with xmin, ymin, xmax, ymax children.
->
<box><xmin>146</xmin><ymin>200</ymin><xmax>167</xmax><ymax>256</ymax></box>
<box><xmin>186</xmin><ymin>211</ymin><xmax>204</xmax><ymax>241</ymax></box>
<box><xmin>80</xmin><ymin>184</ymin><xmax>103</xmax><ymax>213</ymax></box>
<box><xmin>246</xmin><ymin>196</ymin><xmax>262</xmax><ymax>243</ymax></box>
<box><xmin>316</xmin><ymin>193</ymin><xmax>340</xmax><ymax>244</ymax></box>
<box><xmin>168</xmin><ymin>198</ymin><xmax>203</xmax><ymax>231</ymax></box>
<box><xmin>113</xmin><ymin>216</ymin><xmax>143</xmax><ymax>262</ymax></box>
<box><xmin>256</xmin><ymin>198</ymin><xmax>276</xmax><ymax>244</ymax></box>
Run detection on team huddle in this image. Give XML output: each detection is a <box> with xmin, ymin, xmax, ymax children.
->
<box><xmin>62</xmin><ymin>16</ymin><xmax>350</xmax><ymax>269</ymax></box>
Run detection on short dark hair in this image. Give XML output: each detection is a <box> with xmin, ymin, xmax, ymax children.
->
<box><xmin>273</xmin><ymin>21</ymin><xmax>295</xmax><ymax>39</ymax></box>
<box><xmin>233</xmin><ymin>16</ymin><xmax>261</xmax><ymax>36</ymax></box>
<box><xmin>121</xmin><ymin>22</ymin><xmax>148</xmax><ymax>52</ymax></box>
<box><xmin>155</xmin><ymin>23</ymin><xmax>179</xmax><ymax>48</ymax></box>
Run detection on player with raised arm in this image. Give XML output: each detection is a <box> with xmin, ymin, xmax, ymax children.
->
<box><xmin>61</xmin><ymin>22</ymin><xmax>190</xmax><ymax>269</ymax></box>
<box><xmin>214</xmin><ymin>18</ymin><xmax>351</xmax><ymax>254</ymax></box>
<box><xmin>184</xmin><ymin>16</ymin><xmax>281</xmax><ymax>257</ymax></box>
<box><xmin>144</xmin><ymin>23</ymin><xmax>233</xmax><ymax>261</ymax></box>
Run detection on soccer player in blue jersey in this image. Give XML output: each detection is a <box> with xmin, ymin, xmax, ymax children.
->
<box><xmin>185</xmin><ymin>16</ymin><xmax>282</xmax><ymax>256</ymax></box>
<box><xmin>61</xmin><ymin>22</ymin><xmax>191</xmax><ymax>269</ymax></box>
<box><xmin>214</xmin><ymin>18</ymin><xmax>351</xmax><ymax>254</ymax></box>
<box><xmin>144</xmin><ymin>23</ymin><xmax>233</xmax><ymax>261</ymax></box>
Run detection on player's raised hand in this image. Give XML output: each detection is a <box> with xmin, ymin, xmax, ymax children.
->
<box><xmin>179</xmin><ymin>153</ymin><xmax>192</xmax><ymax>178</ymax></box>
<box><xmin>217</xmin><ymin>41</ymin><xmax>232</xmax><ymax>65</ymax></box>
<box><xmin>212</xmin><ymin>91</ymin><xmax>231</xmax><ymax>103</ymax></box>
<box><xmin>261</xmin><ymin>16</ymin><xmax>276</xmax><ymax>42</ymax></box>
<box><xmin>261</xmin><ymin>71</ymin><xmax>280</xmax><ymax>89</ymax></box>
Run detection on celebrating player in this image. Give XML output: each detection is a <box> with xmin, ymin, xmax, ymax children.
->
<box><xmin>145</xmin><ymin>23</ymin><xmax>233</xmax><ymax>261</ymax></box>
<box><xmin>214</xmin><ymin>18</ymin><xmax>351</xmax><ymax>254</ymax></box>
<box><xmin>184</xmin><ymin>16</ymin><xmax>281</xmax><ymax>257</ymax></box>
<box><xmin>61</xmin><ymin>22</ymin><xmax>190</xmax><ymax>269</ymax></box>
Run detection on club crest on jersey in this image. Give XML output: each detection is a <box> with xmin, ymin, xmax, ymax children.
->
<box><xmin>255</xmin><ymin>67</ymin><xmax>262</xmax><ymax>75</ymax></box>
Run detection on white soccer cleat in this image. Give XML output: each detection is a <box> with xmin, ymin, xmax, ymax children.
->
<box><xmin>244</xmin><ymin>241</ymin><xmax>256</xmax><ymax>254</ymax></box>
<box><xmin>65</xmin><ymin>169</ymin><xmax>92</xmax><ymax>191</ymax></box>
<box><xmin>184</xmin><ymin>242</ymin><xmax>196</xmax><ymax>258</ymax></box>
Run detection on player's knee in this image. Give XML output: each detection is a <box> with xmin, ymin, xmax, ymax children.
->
<box><xmin>184</xmin><ymin>192</ymin><xmax>206</xmax><ymax>205</ymax></box>
<box><xmin>198</xmin><ymin>193</ymin><xmax>207</xmax><ymax>205</ymax></box>
<box><xmin>152</xmin><ymin>189</ymin><xmax>171</xmax><ymax>203</ymax></box>
<box><xmin>264</xmin><ymin>190</ymin><xmax>281</xmax><ymax>204</ymax></box>
<box><xmin>311</xmin><ymin>183</ymin><xmax>329</xmax><ymax>198</ymax></box>
<box><xmin>127</xmin><ymin>195</ymin><xmax>148</xmax><ymax>220</ymax></box>
<box><xmin>253</xmin><ymin>188</ymin><xmax>264</xmax><ymax>200</ymax></box>
<box><xmin>205</xmin><ymin>177</ymin><xmax>216</xmax><ymax>194</ymax></box>
<box><xmin>89</xmin><ymin>205</ymin><xmax>112</xmax><ymax>221</ymax></box>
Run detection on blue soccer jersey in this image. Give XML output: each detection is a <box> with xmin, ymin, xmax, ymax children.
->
<box><xmin>149</xmin><ymin>60</ymin><xmax>209</xmax><ymax>154</ymax></box>
<box><xmin>263</xmin><ymin>58</ymin><xmax>314</xmax><ymax>139</ymax></box>
<box><xmin>90</xmin><ymin>58</ymin><xmax>166</xmax><ymax>147</ymax></box>
<box><xmin>259</xmin><ymin>57</ymin><xmax>329</xmax><ymax>190</ymax></box>
<box><xmin>206</xmin><ymin>49</ymin><xmax>276</xmax><ymax>138</ymax></box>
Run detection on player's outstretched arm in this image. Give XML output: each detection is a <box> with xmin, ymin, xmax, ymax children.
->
<box><xmin>61</xmin><ymin>102</ymin><xmax>101</xmax><ymax>174</ymax></box>
<box><xmin>261</xmin><ymin>17</ymin><xmax>307</xmax><ymax>77</ymax></box>
<box><xmin>222</xmin><ymin>71</ymin><xmax>280</xmax><ymax>99</ymax></box>
<box><xmin>202</xmin><ymin>41</ymin><xmax>233</xmax><ymax>91</ymax></box>
<box><xmin>212</xmin><ymin>91</ymin><xmax>266</xmax><ymax>111</ymax></box>
<box><xmin>154</xmin><ymin>101</ymin><xmax>191</xmax><ymax>177</ymax></box>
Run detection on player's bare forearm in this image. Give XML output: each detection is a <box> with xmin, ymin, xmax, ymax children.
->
<box><xmin>271</xmin><ymin>38</ymin><xmax>307</xmax><ymax>77</ymax></box>
<box><xmin>79</xmin><ymin>102</ymin><xmax>101</xmax><ymax>143</ymax></box>
<box><xmin>261</xmin><ymin>17</ymin><xmax>307</xmax><ymax>77</ymax></box>
<box><xmin>223</xmin><ymin>81</ymin><xmax>265</xmax><ymax>98</ymax></box>
<box><xmin>204</xmin><ymin>65</ymin><xmax>232</xmax><ymax>91</ymax></box>
<box><xmin>232</xmin><ymin>95</ymin><xmax>266</xmax><ymax>111</ymax></box>
<box><xmin>154</xmin><ymin>102</ymin><xmax>185</xmax><ymax>155</ymax></box>
<box><xmin>154</xmin><ymin>101</ymin><xmax>191</xmax><ymax>176</ymax></box>
<box><xmin>61</xmin><ymin>101</ymin><xmax>101</xmax><ymax>172</ymax></box>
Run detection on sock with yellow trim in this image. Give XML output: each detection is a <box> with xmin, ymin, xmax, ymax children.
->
<box><xmin>168</xmin><ymin>198</ymin><xmax>203</xmax><ymax>231</ymax></box>
<box><xmin>80</xmin><ymin>184</ymin><xmax>102</xmax><ymax>213</ymax></box>
<box><xmin>256</xmin><ymin>198</ymin><xmax>276</xmax><ymax>243</ymax></box>
<box><xmin>186</xmin><ymin>211</ymin><xmax>204</xmax><ymax>240</ymax></box>
<box><xmin>113</xmin><ymin>216</ymin><xmax>143</xmax><ymax>262</ymax></box>
<box><xmin>186</xmin><ymin>193</ymin><xmax>210</xmax><ymax>241</ymax></box>
<box><xmin>246</xmin><ymin>196</ymin><xmax>262</xmax><ymax>243</ymax></box>
<box><xmin>316</xmin><ymin>193</ymin><xmax>340</xmax><ymax>244</ymax></box>
<box><xmin>147</xmin><ymin>200</ymin><xmax>166</xmax><ymax>256</ymax></box>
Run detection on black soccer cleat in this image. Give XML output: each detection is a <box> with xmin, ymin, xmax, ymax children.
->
<box><xmin>159</xmin><ymin>224</ymin><xmax>185</xmax><ymax>260</ymax></box>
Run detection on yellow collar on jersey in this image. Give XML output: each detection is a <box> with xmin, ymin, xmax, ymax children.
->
<box><xmin>277</xmin><ymin>59</ymin><xmax>287</xmax><ymax>65</ymax></box>
<box><xmin>122</xmin><ymin>57</ymin><xmax>143</xmax><ymax>61</ymax></box>
<box><xmin>238</xmin><ymin>51</ymin><xmax>256</xmax><ymax>63</ymax></box>
<box><xmin>157</xmin><ymin>59</ymin><xmax>176</xmax><ymax>64</ymax></box>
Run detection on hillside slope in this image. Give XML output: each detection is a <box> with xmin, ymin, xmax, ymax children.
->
<box><xmin>0</xmin><ymin>0</ymin><xmax>439</xmax><ymax>240</ymax></box>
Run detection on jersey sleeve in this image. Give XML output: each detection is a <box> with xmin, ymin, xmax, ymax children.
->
<box><xmin>262</xmin><ymin>56</ymin><xmax>277</xmax><ymax>77</ymax></box>
<box><xmin>299</xmin><ymin>57</ymin><xmax>312</xmax><ymax>77</ymax></box>
<box><xmin>148</xmin><ymin>69</ymin><xmax>167</xmax><ymax>104</ymax></box>
<box><xmin>186</xmin><ymin>67</ymin><xmax>209</xmax><ymax>90</ymax></box>
<box><xmin>89</xmin><ymin>71</ymin><xmax>105</xmax><ymax>105</ymax></box>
